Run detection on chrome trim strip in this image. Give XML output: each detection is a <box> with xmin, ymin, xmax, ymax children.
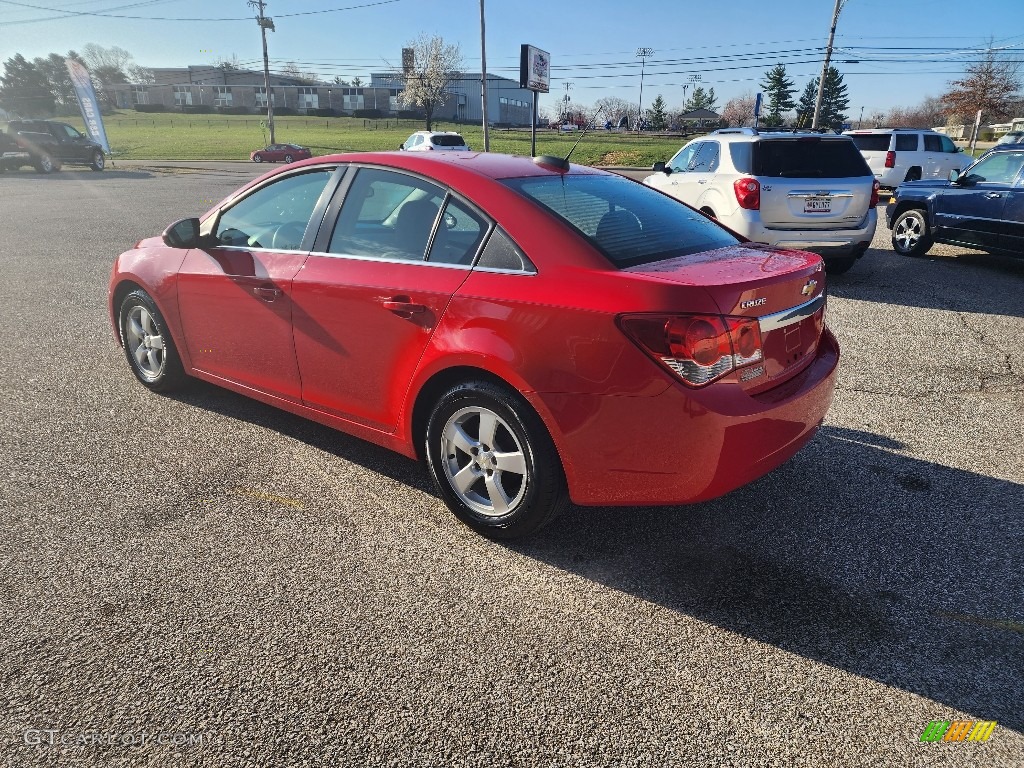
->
<box><xmin>787</xmin><ymin>192</ymin><xmax>855</xmax><ymax>198</ymax></box>
<box><xmin>305</xmin><ymin>250</ymin><xmax>472</xmax><ymax>271</ymax></box>
<box><xmin>758</xmin><ymin>294</ymin><xmax>825</xmax><ymax>332</ymax></box>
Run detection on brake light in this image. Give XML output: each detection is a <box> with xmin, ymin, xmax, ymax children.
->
<box><xmin>618</xmin><ymin>313</ymin><xmax>764</xmax><ymax>387</ymax></box>
<box><xmin>733</xmin><ymin>177</ymin><xmax>760</xmax><ymax>210</ymax></box>
<box><xmin>869</xmin><ymin>179</ymin><xmax>880</xmax><ymax>207</ymax></box>
<box><xmin>884</xmin><ymin>150</ymin><xmax>895</xmax><ymax>168</ymax></box>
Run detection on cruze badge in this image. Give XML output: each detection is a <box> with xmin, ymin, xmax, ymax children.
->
<box><xmin>801</xmin><ymin>279</ymin><xmax>818</xmax><ymax>296</ymax></box>
<box><xmin>740</xmin><ymin>297</ymin><xmax>767</xmax><ymax>309</ymax></box>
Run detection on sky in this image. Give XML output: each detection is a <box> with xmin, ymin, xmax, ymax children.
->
<box><xmin>2</xmin><ymin>0</ymin><xmax>1023</xmax><ymax>118</ymax></box>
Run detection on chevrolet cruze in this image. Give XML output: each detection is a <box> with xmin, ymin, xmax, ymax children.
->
<box><xmin>109</xmin><ymin>151</ymin><xmax>839</xmax><ymax>538</ymax></box>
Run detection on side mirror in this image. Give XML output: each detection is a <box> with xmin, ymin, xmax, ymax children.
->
<box><xmin>652</xmin><ymin>161</ymin><xmax>667</xmax><ymax>173</ymax></box>
<box><xmin>162</xmin><ymin>217</ymin><xmax>201</xmax><ymax>249</ymax></box>
<box><xmin>948</xmin><ymin>169</ymin><xmax>961</xmax><ymax>183</ymax></box>
<box><xmin>398</xmin><ymin>144</ymin><xmax>405</xmax><ymax>151</ymax></box>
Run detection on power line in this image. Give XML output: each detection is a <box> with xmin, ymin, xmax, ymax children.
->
<box><xmin>0</xmin><ymin>0</ymin><xmax>405</xmax><ymax>23</ymax></box>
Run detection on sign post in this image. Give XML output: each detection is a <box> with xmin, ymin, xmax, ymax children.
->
<box><xmin>753</xmin><ymin>92</ymin><xmax>762</xmax><ymax>129</ymax></box>
<box><xmin>520</xmin><ymin>44</ymin><xmax>550</xmax><ymax>157</ymax></box>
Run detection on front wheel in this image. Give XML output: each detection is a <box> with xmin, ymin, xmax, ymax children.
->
<box><xmin>253</xmin><ymin>154</ymin><xmax>263</xmax><ymax>163</ymax></box>
<box><xmin>90</xmin><ymin>150</ymin><xmax>105</xmax><ymax>171</ymax></box>
<box><xmin>425</xmin><ymin>381</ymin><xmax>567</xmax><ymax>539</ymax></box>
<box><xmin>35</xmin><ymin>154</ymin><xmax>55</xmax><ymax>173</ymax></box>
<box><xmin>118</xmin><ymin>290</ymin><xmax>187</xmax><ymax>392</ymax></box>
<box><xmin>891</xmin><ymin>208</ymin><xmax>933</xmax><ymax>257</ymax></box>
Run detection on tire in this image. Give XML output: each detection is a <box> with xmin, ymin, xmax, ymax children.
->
<box><xmin>118</xmin><ymin>290</ymin><xmax>187</xmax><ymax>392</ymax></box>
<box><xmin>253</xmin><ymin>154</ymin><xmax>263</xmax><ymax>163</ymax></box>
<box><xmin>904</xmin><ymin>167</ymin><xmax>922</xmax><ymax>182</ymax></box>
<box><xmin>89</xmin><ymin>150</ymin><xmax>105</xmax><ymax>171</ymax></box>
<box><xmin>284</xmin><ymin>154</ymin><xmax>294</xmax><ymax>163</ymax></box>
<box><xmin>35</xmin><ymin>154</ymin><xmax>55</xmax><ymax>174</ymax></box>
<box><xmin>825</xmin><ymin>257</ymin><xmax>856</xmax><ymax>275</ymax></box>
<box><xmin>700</xmin><ymin>207</ymin><xmax>717</xmax><ymax>219</ymax></box>
<box><xmin>425</xmin><ymin>380</ymin><xmax>568</xmax><ymax>540</ymax></box>
<box><xmin>890</xmin><ymin>208</ymin><xmax>933</xmax><ymax>257</ymax></box>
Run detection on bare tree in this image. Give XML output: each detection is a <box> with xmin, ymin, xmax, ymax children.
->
<box><xmin>883</xmin><ymin>95</ymin><xmax>948</xmax><ymax>128</ymax></box>
<box><xmin>594</xmin><ymin>96</ymin><xmax>636</xmax><ymax>126</ymax></box>
<box><xmin>941</xmin><ymin>43</ymin><xmax>1021</xmax><ymax>124</ymax></box>
<box><xmin>80</xmin><ymin>43</ymin><xmax>136</xmax><ymax>106</ymax></box>
<box><xmin>720</xmin><ymin>92</ymin><xmax>757</xmax><ymax>128</ymax></box>
<box><xmin>397</xmin><ymin>34</ymin><xmax>462</xmax><ymax>130</ymax></box>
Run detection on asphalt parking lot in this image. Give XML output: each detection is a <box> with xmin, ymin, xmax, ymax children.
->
<box><xmin>1</xmin><ymin>161</ymin><xmax>1022</xmax><ymax>767</ymax></box>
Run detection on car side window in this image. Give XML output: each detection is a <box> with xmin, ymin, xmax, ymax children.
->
<box><xmin>413</xmin><ymin>135</ymin><xmax>424</xmax><ymax>148</ymax></box>
<box><xmin>669</xmin><ymin>143</ymin><xmax>700</xmax><ymax>173</ymax></box>
<box><xmin>940</xmin><ymin>136</ymin><xmax>958</xmax><ymax>153</ymax></box>
<box><xmin>214</xmin><ymin>169</ymin><xmax>333</xmax><ymax>250</ymax></box>
<box><xmin>61</xmin><ymin>124</ymin><xmax>82</xmax><ymax>139</ymax></box>
<box><xmin>964</xmin><ymin>151</ymin><xmax>1024</xmax><ymax>185</ymax></box>
<box><xmin>691</xmin><ymin>141</ymin><xmax>720</xmax><ymax>172</ymax></box>
<box><xmin>329</xmin><ymin>167</ymin><xmax>445</xmax><ymax>261</ymax></box>
<box><xmin>923</xmin><ymin>135</ymin><xmax>942</xmax><ymax>152</ymax></box>
<box><xmin>895</xmin><ymin>134</ymin><xmax>918</xmax><ymax>151</ymax></box>
<box><xmin>428</xmin><ymin>197</ymin><xmax>489</xmax><ymax>266</ymax></box>
<box><xmin>476</xmin><ymin>228</ymin><xmax>536</xmax><ymax>273</ymax></box>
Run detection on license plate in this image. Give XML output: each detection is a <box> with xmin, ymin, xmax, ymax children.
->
<box><xmin>804</xmin><ymin>196</ymin><xmax>832</xmax><ymax>213</ymax></box>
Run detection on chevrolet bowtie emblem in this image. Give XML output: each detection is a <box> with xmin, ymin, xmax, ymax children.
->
<box><xmin>801</xmin><ymin>279</ymin><xmax>817</xmax><ymax>296</ymax></box>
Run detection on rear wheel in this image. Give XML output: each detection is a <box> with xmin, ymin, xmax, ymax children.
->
<box><xmin>253</xmin><ymin>154</ymin><xmax>263</xmax><ymax>163</ymax></box>
<box><xmin>425</xmin><ymin>381</ymin><xmax>567</xmax><ymax>539</ymax></box>
<box><xmin>284</xmin><ymin>154</ymin><xmax>294</xmax><ymax>163</ymax></box>
<box><xmin>700</xmin><ymin>207</ymin><xmax>717</xmax><ymax>219</ymax></box>
<box><xmin>90</xmin><ymin>150</ymin><xmax>105</xmax><ymax>171</ymax></box>
<box><xmin>118</xmin><ymin>290</ymin><xmax>187</xmax><ymax>392</ymax></box>
<box><xmin>891</xmin><ymin>208</ymin><xmax>933</xmax><ymax>257</ymax></box>
<box><xmin>35</xmin><ymin>154</ymin><xmax>55</xmax><ymax>173</ymax></box>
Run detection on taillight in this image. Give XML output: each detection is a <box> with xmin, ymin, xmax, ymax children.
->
<box><xmin>619</xmin><ymin>313</ymin><xmax>764</xmax><ymax>387</ymax></box>
<box><xmin>869</xmin><ymin>179</ymin><xmax>880</xmax><ymax>207</ymax></box>
<box><xmin>884</xmin><ymin>150</ymin><xmax>895</xmax><ymax>168</ymax></box>
<box><xmin>733</xmin><ymin>177</ymin><xmax>760</xmax><ymax>210</ymax></box>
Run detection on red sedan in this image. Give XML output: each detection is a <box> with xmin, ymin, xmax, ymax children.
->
<box><xmin>109</xmin><ymin>151</ymin><xmax>839</xmax><ymax>539</ymax></box>
<box><xmin>250</xmin><ymin>143</ymin><xmax>312</xmax><ymax>163</ymax></box>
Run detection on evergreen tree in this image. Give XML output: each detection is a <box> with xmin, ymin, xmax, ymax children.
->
<box><xmin>794</xmin><ymin>67</ymin><xmax>849</xmax><ymax>128</ymax></box>
<box><xmin>0</xmin><ymin>54</ymin><xmax>54</xmax><ymax>116</ymax></box>
<box><xmin>684</xmin><ymin>86</ymin><xmax>718</xmax><ymax>113</ymax></box>
<box><xmin>795</xmin><ymin>79</ymin><xmax>817</xmax><ymax>127</ymax></box>
<box><xmin>646</xmin><ymin>94</ymin><xmax>668</xmax><ymax>130</ymax></box>
<box><xmin>759</xmin><ymin>63</ymin><xmax>795</xmax><ymax>127</ymax></box>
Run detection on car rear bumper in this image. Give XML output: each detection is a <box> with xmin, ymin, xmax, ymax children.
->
<box><xmin>739</xmin><ymin>209</ymin><xmax>877</xmax><ymax>257</ymax></box>
<box><xmin>531</xmin><ymin>327</ymin><xmax>840</xmax><ymax>506</ymax></box>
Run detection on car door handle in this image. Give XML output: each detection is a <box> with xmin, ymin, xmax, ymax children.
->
<box><xmin>985</xmin><ymin>192</ymin><xmax>1003</xmax><ymax>199</ymax></box>
<box><xmin>382</xmin><ymin>297</ymin><xmax>426</xmax><ymax>315</ymax></box>
<box><xmin>253</xmin><ymin>286</ymin><xmax>282</xmax><ymax>302</ymax></box>
<box><xmin>697</xmin><ymin>179</ymin><xmax>707</xmax><ymax>184</ymax></box>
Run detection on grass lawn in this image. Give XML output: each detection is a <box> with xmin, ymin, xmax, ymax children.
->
<box><xmin>2</xmin><ymin>111</ymin><xmax>693</xmax><ymax>167</ymax></box>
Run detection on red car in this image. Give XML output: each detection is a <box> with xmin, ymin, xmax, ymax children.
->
<box><xmin>109</xmin><ymin>152</ymin><xmax>839</xmax><ymax>539</ymax></box>
<box><xmin>250</xmin><ymin>143</ymin><xmax>312</xmax><ymax>163</ymax></box>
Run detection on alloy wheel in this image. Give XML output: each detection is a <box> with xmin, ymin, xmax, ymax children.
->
<box><xmin>893</xmin><ymin>213</ymin><xmax>924</xmax><ymax>252</ymax></box>
<box><xmin>124</xmin><ymin>305</ymin><xmax>166</xmax><ymax>380</ymax></box>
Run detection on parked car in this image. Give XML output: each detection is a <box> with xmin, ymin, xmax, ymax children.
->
<box><xmin>3</xmin><ymin>119</ymin><xmax>105</xmax><ymax>172</ymax></box>
<box><xmin>0</xmin><ymin>130</ymin><xmax>32</xmax><ymax>172</ymax></box>
<box><xmin>109</xmin><ymin>151</ymin><xmax>839</xmax><ymax>539</ymax></box>
<box><xmin>644</xmin><ymin>127</ymin><xmax>879</xmax><ymax>274</ymax></box>
<box><xmin>995</xmin><ymin>131</ymin><xmax>1024</xmax><ymax>146</ymax></box>
<box><xmin>886</xmin><ymin>143</ymin><xmax>1024</xmax><ymax>258</ymax></box>
<box><xmin>251</xmin><ymin>144</ymin><xmax>312</xmax><ymax>163</ymax></box>
<box><xmin>399</xmin><ymin>131</ymin><xmax>471</xmax><ymax>151</ymax></box>
<box><xmin>843</xmin><ymin>127</ymin><xmax>971</xmax><ymax>187</ymax></box>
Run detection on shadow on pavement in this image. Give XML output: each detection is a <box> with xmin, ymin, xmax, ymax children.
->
<box><xmin>167</xmin><ymin>377</ymin><xmax>1024</xmax><ymax>731</ymax></box>
<box><xmin>0</xmin><ymin>168</ymin><xmax>153</xmax><ymax>180</ymax></box>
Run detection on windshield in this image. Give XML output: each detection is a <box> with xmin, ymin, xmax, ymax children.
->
<box><xmin>502</xmin><ymin>174</ymin><xmax>739</xmax><ymax>268</ymax></box>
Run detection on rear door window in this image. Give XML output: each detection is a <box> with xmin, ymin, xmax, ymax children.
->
<box><xmin>923</xmin><ymin>135</ymin><xmax>943</xmax><ymax>152</ymax></box>
<box><xmin>753</xmin><ymin>139</ymin><xmax>870</xmax><ymax>178</ymax></box>
<box><xmin>427</xmin><ymin>197</ymin><xmax>489</xmax><ymax>265</ymax></box>
<box><xmin>895</xmin><ymin>134</ymin><xmax>918</xmax><ymax>151</ymax></box>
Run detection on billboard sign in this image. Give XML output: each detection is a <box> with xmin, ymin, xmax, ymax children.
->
<box><xmin>65</xmin><ymin>59</ymin><xmax>110</xmax><ymax>154</ymax></box>
<box><xmin>520</xmin><ymin>45</ymin><xmax>550</xmax><ymax>93</ymax></box>
<box><xmin>402</xmin><ymin>47</ymin><xmax>414</xmax><ymax>74</ymax></box>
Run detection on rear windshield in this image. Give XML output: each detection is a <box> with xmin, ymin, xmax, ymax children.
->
<box><xmin>848</xmin><ymin>134</ymin><xmax>891</xmax><ymax>152</ymax></box>
<box><xmin>431</xmin><ymin>135</ymin><xmax>466</xmax><ymax>146</ymax></box>
<box><xmin>753</xmin><ymin>138</ymin><xmax>871</xmax><ymax>178</ymax></box>
<box><xmin>502</xmin><ymin>174</ymin><xmax>739</xmax><ymax>268</ymax></box>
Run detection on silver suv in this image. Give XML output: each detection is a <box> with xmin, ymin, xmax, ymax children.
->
<box><xmin>644</xmin><ymin>128</ymin><xmax>878</xmax><ymax>274</ymax></box>
<box><xmin>399</xmin><ymin>131</ymin><xmax>471</xmax><ymax>152</ymax></box>
<box><xmin>843</xmin><ymin>128</ymin><xmax>971</xmax><ymax>187</ymax></box>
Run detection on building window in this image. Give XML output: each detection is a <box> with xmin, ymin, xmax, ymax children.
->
<box><xmin>342</xmin><ymin>88</ymin><xmax>364</xmax><ymax>110</ymax></box>
<box><xmin>173</xmin><ymin>86</ymin><xmax>193</xmax><ymax>107</ymax></box>
<box><xmin>298</xmin><ymin>87</ymin><xmax>319</xmax><ymax>109</ymax></box>
<box><xmin>254</xmin><ymin>88</ymin><xmax>277</xmax><ymax>108</ymax></box>
<box><xmin>213</xmin><ymin>86</ymin><xmax>232</xmax><ymax>107</ymax></box>
<box><xmin>131</xmin><ymin>85</ymin><xmax>148</xmax><ymax>105</ymax></box>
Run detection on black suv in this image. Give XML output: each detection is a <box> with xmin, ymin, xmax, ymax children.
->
<box><xmin>3</xmin><ymin>120</ymin><xmax>106</xmax><ymax>172</ymax></box>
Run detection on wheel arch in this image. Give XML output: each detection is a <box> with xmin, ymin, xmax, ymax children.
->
<box><xmin>889</xmin><ymin>199</ymin><xmax>929</xmax><ymax>226</ymax></box>
<box><xmin>110</xmin><ymin>279</ymin><xmax>146</xmax><ymax>345</ymax></box>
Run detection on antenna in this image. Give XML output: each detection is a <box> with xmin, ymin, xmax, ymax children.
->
<box><xmin>533</xmin><ymin>106</ymin><xmax>606</xmax><ymax>171</ymax></box>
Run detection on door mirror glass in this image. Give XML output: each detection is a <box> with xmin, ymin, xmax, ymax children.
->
<box><xmin>652</xmin><ymin>161</ymin><xmax>666</xmax><ymax>173</ymax></box>
<box><xmin>162</xmin><ymin>218</ymin><xmax>201</xmax><ymax>248</ymax></box>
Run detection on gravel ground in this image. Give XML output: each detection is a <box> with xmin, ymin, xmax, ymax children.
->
<box><xmin>1</xmin><ymin>162</ymin><xmax>1022</xmax><ymax>767</ymax></box>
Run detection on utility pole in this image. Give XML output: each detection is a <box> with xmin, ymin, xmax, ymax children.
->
<box><xmin>636</xmin><ymin>47</ymin><xmax>654</xmax><ymax>135</ymax></box>
<box><xmin>562</xmin><ymin>81</ymin><xmax>572</xmax><ymax>123</ymax></box>
<box><xmin>812</xmin><ymin>0</ymin><xmax>844</xmax><ymax>130</ymax></box>
<box><xmin>479</xmin><ymin>0</ymin><xmax>489</xmax><ymax>150</ymax></box>
<box><xmin>248</xmin><ymin>0</ymin><xmax>276</xmax><ymax>143</ymax></box>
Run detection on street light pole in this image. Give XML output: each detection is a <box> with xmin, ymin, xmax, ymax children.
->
<box><xmin>479</xmin><ymin>0</ymin><xmax>490</xmax><ymax>150</ymax></box>
<box><xmin>636</xmin><ymin>47</ymin><xmax>654</xmax><ymax>135</ymax></box>
<box><xmin>248</xmin><ymin>0</ymin><xmax>276</xmax><ymax>144</ymax></box>
<box><xmin>812</xmin><ymin>0</ymin><xmax>844</xmax><ymax>130</ymax></box>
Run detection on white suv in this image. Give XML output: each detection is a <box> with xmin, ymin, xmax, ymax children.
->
<box><xmin>399</xmin><ymin>131</ymin><xmax>471</xmax><ymax>152</ymax></box>
<box><xmin>843</xmin><ymin>128</ymin><xmax>972</xmax><ymax>187</ymax></box>
<box><xmin>644</xmin><ymin>128</ymin><xmax>878</xmax><ymax>274</ymax></box>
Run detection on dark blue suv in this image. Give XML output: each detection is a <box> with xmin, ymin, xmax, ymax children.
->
<box><xmin>886</xmin><ymin>144</ymin><xmax>1024</xmax><ymax>258</ymax></box>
